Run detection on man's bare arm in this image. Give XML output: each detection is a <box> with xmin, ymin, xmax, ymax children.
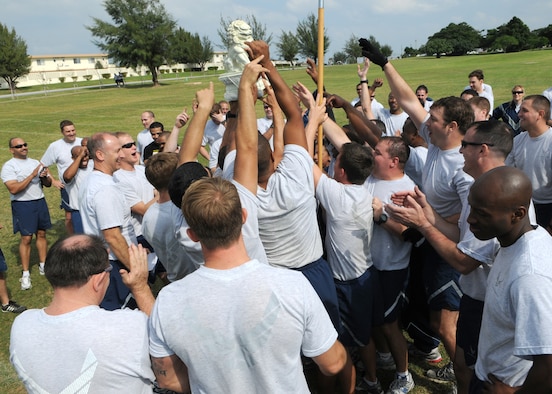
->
<box><xmin>102</xmin><ymin>227</ymin><xmax>130</xmax><ymax>270</ymax></box>
<box><xmin>151</xmin><ymin>355</ymin><xmax>190</xmax><ymax>393</ymax></box>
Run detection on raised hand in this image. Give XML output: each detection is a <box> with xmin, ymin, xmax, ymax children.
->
<box><xmin>359</xmin><ymin>38</ymin><xmax>388</xmax><ymax>69</ymax></box>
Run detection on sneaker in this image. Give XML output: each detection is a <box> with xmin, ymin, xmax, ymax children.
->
<box><xmin>387</xmin><ymin>372</ymin><xmax>415</xmax><ymax>394</ymax></box>
<box><xmin>356</xmin><ymin>377</ymin><xmax>384</xmax><ymax>394</ymax></box>
<box><xmin>2</xmin><ymin>300</ymin><xmax>27</xmax><ymax>313</ymax></box>
<box><xmin>39</xmin><ymin>264</ymin><xmax>45</xmax><ymax>275</ymax></box>
<box><xmin>408</xmin><ymin>343</ymin><xmax>443</xmax><ymax>364</ymax></box>
<box><xmin>20</xmin><ymin>275</ymin><xmax>32</xmax><ymax>290</ymax></box>
<box><xmin>376</xmin><ymin>352</ymin><xmax>396</xmax><ymax>370</ymax></box>
<box><xmin>426</xmin><ymin>361</ymin><xmax>456</xmax><ymax>382</ymax></box>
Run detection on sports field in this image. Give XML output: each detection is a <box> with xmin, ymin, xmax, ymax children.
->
<box><xmin>0</xmin><ymin>48</ymin><xmax>550</xmax><ymax>393</ymax></box>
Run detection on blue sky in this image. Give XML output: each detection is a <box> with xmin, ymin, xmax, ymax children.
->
<box><xmin>3</xmin><ymin>0</ymin><xmax>551</xmax><ymax>58</ymax></box>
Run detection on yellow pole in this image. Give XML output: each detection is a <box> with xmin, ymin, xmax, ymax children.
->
<box><xmin>317</xmin><ymin>1</ymin><xmax>325</xmax><ymax>169</ymax></box>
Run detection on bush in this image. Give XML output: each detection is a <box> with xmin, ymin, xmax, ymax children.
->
<box><xmin>207</xmin><ymin>66</ymin><xmax>218</xmax><ymax>71</ymax></box>
<box><xmin>102</xmin><ymin>73</ymin><xmax>111</xmax><ymax>79</ymax></box>
<box><xmin>95</xmin><ymin>61</ymin><xmax>104</xmax><ymax>69</ymax></box>
<box><xmin>59</xmin><ymin>77</ymin><xmax>65</xmax><ymax>83</ymax></box>
<box><xmin>83</xmin><ymin>75</ymin><xmax>93</xmax><ymax>81</ymax></box>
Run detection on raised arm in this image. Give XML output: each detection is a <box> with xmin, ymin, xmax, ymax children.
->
<box><xmin>360</xmin><ymin>38</ymin><xmax>428</xmax><ymax>129</ymax></box>
<box><xmin>63</xmin><ymin>147</ymin><xmax>87</xmax><ymax>183</ymax></box>
<box><xmin>163</xmin><ymin>109</ymin><xmax>190</xmax><ymax>154</ymax></box>
<box><xmin>247</xmin><ymin>41</ymin><xmax>306</xmax><ymax>149</ymax></box>
<box><xmin>178</xmin><ymin>83</ymin><xmax>215</xmax><ymax>165</ymax></box>
<box><xmin>234</xmin><ymin>55</ymin><xmax>270</xmax><ymax>194</ymax></box>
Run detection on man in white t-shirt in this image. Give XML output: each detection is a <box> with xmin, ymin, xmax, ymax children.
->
<box><xmin>505</xmin><ymin>94</ymin><xmax>552</xmax><ymax>230</ymax></box>
<box><xmin>466</xmin><ymin>69</ymin><xmax>494</xmax><ymax>114</ymax></box>
<box><xmin>136</xmin><ymin>111</ymin><xmax>155</xmax><ymax>164</ymax></box>
<box><xmin>41</xmin><ymin>120</ymin><xmax>82</xmax><ymax>234</ymax></box>
<box><xmin>375</xmin><ymin>93</ymin><xmax>409</xmax><ymax>136</ymax></box>
<box><xmin>10</xmin><ymin>234</ymin><xmax>155</xmax><ymax>393</ymax></box>
<box><xmin>1</xmin><ymin>138</ymin><xmax>52</xmax><ymax>290</ymax></box>
<box><xmin>78</xmin><ymin>133</ymin><xmax>136</xmax><ymax>310</ymax></box>
<box><xmin>149</xmin><ymin>177</ymin><xmax>348</xmax><ymax>393</ymax></box>
<box><xmin>469</xmin><ymin>167</ymin><xmax>552</xmax><ymax>393</ymax></box>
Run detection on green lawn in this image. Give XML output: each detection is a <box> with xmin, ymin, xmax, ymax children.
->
<box><xmin>0</xmin><ymin>49</ymin><xmax>550</xmax><ymax>393</ymax></box>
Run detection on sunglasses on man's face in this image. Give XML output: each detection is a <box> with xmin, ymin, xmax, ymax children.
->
<box><xmin>11</xmin><ymin>143</ymin><xmax>28</xmax><ymax>149</ymax></box>
<box><xmin>121</xmin><ymin>141</ymin><xmax>136</xmax><ymax>149</ymax></box>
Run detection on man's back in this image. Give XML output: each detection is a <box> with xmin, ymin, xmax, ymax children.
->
<box><xmin>149</xmin><ymin>260</ymin><xmax>337</xmax><ymax>393</ymax></box>
<box><xmin>10</xmin><ymin>306</ymin><xmax>154</xmax><ymax>393</ymax></box>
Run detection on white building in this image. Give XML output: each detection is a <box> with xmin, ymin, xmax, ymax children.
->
<box><xmin>2</xmin><ymin>51</ymin><xmax>227</xmax><ymax>89</ymax></box>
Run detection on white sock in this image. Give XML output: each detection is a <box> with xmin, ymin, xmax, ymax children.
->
<box><xmin>22</xmin><ymin>270</ymin><xmax>30</xmax><ymax>277</ymax></box>
<box><xmin>39</xmin><ymin>262</ymin><xmax>45</xmax><ymax>269</ymax></box>
<box><xmin>397</xmin><ymin>371</ymin><xmax>409</xmax><ymax>379</ymax></box>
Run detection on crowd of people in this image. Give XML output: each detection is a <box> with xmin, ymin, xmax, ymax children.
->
<box><xmin>4</xmin><ymin>38</ymin><xmax>552</xmax><ymax>394</ymax></box>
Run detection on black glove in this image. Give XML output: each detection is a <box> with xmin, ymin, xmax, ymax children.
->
<box><xmin>359</xmin><ymin>38</ymin><xmax>388</xmax><ymax>70</ymax></box>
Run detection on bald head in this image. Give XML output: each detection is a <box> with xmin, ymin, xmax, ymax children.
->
<box><xmin>468</xmin><ymin>167</ymin><xmax>533</xmax><ymax>245</ymax></box>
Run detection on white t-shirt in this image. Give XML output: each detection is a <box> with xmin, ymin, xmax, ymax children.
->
<box><xmin>41</xmin><ymin>137</ymin><xmax>83</xmax><ymax>176</ymax></box>
<box><xmin>1</xmin><ymin>158</ymin><xmax>44</xmax><ymax>201</ymax></box>
<box><xmin>256</xmin><ymin>145</ymin><xmax>323</xmax><ymax>268</ymax></box>
<box><xmin>201</xmin><ymin>119</ymin><xmax>225</xmax><ymax>147</ymax></box>
<box><xmin>475</xmin><ymin>226</ymin><xmax>552</xmax><ymax>387</ymax></box>
<box><xmin>10</xmin><ymin>306</ymin><xmax>154</xmax><ymax>394</ymax></box>
<box><xmin>364</xmin><ymin>174</ymin><xmax>415</xmax><ymax>271</ymax></box>
<box><xmin>62</xmin><ymin>162</ymin><xmax>93</xmax><ymax>211</ymax></box>
<box><xmin>542</xmin><ymin>87</ymin><xmax>552</xmax><ymax>120</ymax></box>
<box><xmin>376</xmin><ymin>109</ymin><xmax>409</xmax><ymax>137</ymax></box>
<box><xmin>136</xmin><ymin>129</ymin><xmax>153</xmax><ymax>164</ymax></box>
<box><xmin>149</xmin><ymin>259</ymin><xmax>337</xmax><ymax>394</ymax></box>
<box><xmin>505</xmin><ymin>128</ymin><xmax>552</xmax><ymax>204</ymax></box>
<box><xmin>113</xmin><ymin>165</ymin><xmax>155</xmax><ymax>237</ymax></box>
<box><xmin>257</xmin><ymin>117</ymin><xmax>273</xmax><ymax>134</ymax></box>
<box><xmin>79</xmin><ymin>171</ymin><xmax>136</xmax><ymax>260</ymax></box>
<box><xmin>142</xmin><ymin>201</ymin><xmax>198</xmax><ymax>282</ymax></box>
<box><xmin>316</xmin><ymin>174</ymin><xmax>373</xmax><ymax>281</ymax></box>
<box><xmin>419</xmin><ymin>122</ymin><xmax>474</xmax><ymax>218</ymax></box>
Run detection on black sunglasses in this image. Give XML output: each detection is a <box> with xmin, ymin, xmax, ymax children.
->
<box><xmin>461</xmin><ymin>140</ymin><xmax>495</xmax><ymax>148</ymax></box>
<box><xmin>11</xmin><ymin>143</ymin><xmax>28</xmax><ymax>149</ymax></box>
<box><xmin>512</xmin><ymin>91</ymin><xmax>524</xmax><ymax>94</ymax></box>
<box><xmin>121</xmin><ymin>141</ymin><xmax>136</xmax><ymax>149</ymax></box>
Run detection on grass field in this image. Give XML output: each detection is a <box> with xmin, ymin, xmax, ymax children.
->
<box><xmin>0</xmin><ymin>49</ymin><xmax>551</xmax><ymax>393</ymax></box>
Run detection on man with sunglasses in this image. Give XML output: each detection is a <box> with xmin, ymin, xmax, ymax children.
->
<box><xmin>10</xmin><ymin>235</ymin><xmax>156</xmax><ymax>393</ymax></box>
<box><xmin>78</xmin><ymin>133</ymin><xmax>136</xmax><ymax>310</ymax></box>
<box><xmin>491</xmin><ymin>85</ymin><xmax>525</xmax><ymax>135</ymax></box>
<box><xmin>1</xmin><ymin>138</ymin><xmax>52</xmax><ymax>290</ymax></box>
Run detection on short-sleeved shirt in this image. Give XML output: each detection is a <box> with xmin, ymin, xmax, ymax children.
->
<box><xmin>41</xmin><ymin>137</ymin><xmax>83</xmax><ymax>176</ymax></box>
<box><xmin>1</xmin><ymin>158</ymin><xmax>44</xmax><ymax>201</ymax></box>
<box><xmin>149</xmin><ymin>259</ymin><xmax>337</xmax><ymax>393</ymax></box>
<box><xmin>256</xmin><ymin>145</ymin><xmax>323</xmax><ymax>268</ymax></box>
<box><xmin>475</xmin><ymin>226</ymin><xmax>552</xmax><ymax>387</ymax></box>
<box><xmin>316</xmin><ymin>174</ymin><xmax>373</xmax><ymax>281</ymax></box>
<box><xmin>79</xmin><ymin>170</ymin><xmax>135</xmax><ymax>260</ymax></box>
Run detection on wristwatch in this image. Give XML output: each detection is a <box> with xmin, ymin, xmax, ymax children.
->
<box><xmin>375</xmin><ymin>213</ymin><xmax>388</xmax><ymax>225</ymax></box>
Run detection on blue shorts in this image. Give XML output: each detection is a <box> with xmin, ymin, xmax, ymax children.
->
<box><xmin>534</xmin><ymin>203</ymin><xmax>552</xmax><ymax>228</ymax></box>
<box><xmin>71</xmin><ymin>211</ymin><xmax>84</xmax><ymax>234</ymax></box>
<box><xmin>420</xmin><ymin>241</ymin><xmax>462</xmax><ymax>311</ymax></box>
<box><xmin>376</xmin><ymin>267</ymin><xmax>409</xmax><ymax>324</ymax></box>
<box><xmin>456</xmin><ymin>295</ymin><xmax>484</xmax><ymax>367</ymax></box>
<box><xmin>60</xmin><ymin>188</ymin><xmax>72</xmax><ymax>211</ymax></box>
<box><xmin>0</xmin><ymin>248</ymin><xmax>7</xmax><ymax>272</ymax></box>
<box><xmin>100</xmin><ymin>260</ymin><xmax>134</xmax><ymax>311</ymax></box>
<box><xmin>12</xmin><ymin>198</ymin><xmax>52</xmax><ymax>236</ymax></box>
<box><xmin>295</xmin><ymin>258</ymin><xmax>342</xmax><ymax>333</ymax></box>
<box><xmin>334</xmin><ymin>266</ymin><xmax>380</xmax><ymax>346</ymax></box>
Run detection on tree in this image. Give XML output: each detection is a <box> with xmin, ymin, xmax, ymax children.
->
<box><xmin>217</xmin><ymin>15</ymin><xmax>272</xmax><ymax>49</ymax></box>
<box><xmin>427</xmin><ymin>22</ymin><xmax>482</xmax><ymax>56</ymax></box>
<box><xmin>170</xmin><ymin>30</ymin><xmax>214</xmax><ymax>70</ymax></box>
<box><xmin>331</xmin><ymin>51</ymin><xmax>347</xmax><ymax>64</ymax></box>
<box><xmin>87</xmin><ymin>0</ymin><xmax>177</xmax><ymax>86</ymax></box>
<box><xmin>424</xmin><ymin>38</ymin><xmax>453</xmax><ymax>58</ymax></box>
<box><xmin>402</xmin><ymin>46</ymin><xmax>419</xmax><ymax>58</ymax></box>
<box><xmin>343</xmin><ymin>34</ymin><xmax>362</xmax><ymax>63</ymax></box>
<box><xmin>277</xmin><ymin>31</ymin><xmax>299</xmax><ymax>69</ymax></box>
<box><xmin>0</xmin><ymin>23</ymin><xmax>31</xmax><ymax>95</ymax></box>
<box><xmin>296</xmin><ymin>13</ymin><xmax>330</xmax><ymax>63</ymax></box>
<box><xmin>484</xmin><ymin>17</ymin><xmax>533</xmax><ymax>52</ymax></box>
<box><xmin>535</xmin><ymin>24</ymin><xmax>552</xmax><ymax>46</ymax></box>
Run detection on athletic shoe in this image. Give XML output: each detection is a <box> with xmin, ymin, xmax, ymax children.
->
<box><xmin>408</xmin><ymin>343</ymin><xmax>443</xmax><ymax>364</ymax></box>
<box><xmin>376</xmin><ymin>352</ymin><xmax>396</xmax><ymax>370</ymax></box>
<box><xmin>356</xmin><ymin>377</ymin><xmax>384</xmax><ymax>394</ymax></box>
<box><xmin>426</xmin><ymin>361</ymin><xmax>456</xmax><ymax>382</ymax></box>
<box><xmin>2</xmin><ymin>300</ymin><xmax>27</xmax><ymax>313</ymax></box>
<box><xmin>39</xmin><ymin>264</ymin><xmax>45</xmax><ymax>275</ymax></box>
<box><xmin>386</xmin><ymin>372</ymin><xmax>415</xmax><ymax>394</ymax></box>
<box><xmin>20</xmin><ymin>276</ymin><xmax>31</xmax><ymax>290</ymax></box>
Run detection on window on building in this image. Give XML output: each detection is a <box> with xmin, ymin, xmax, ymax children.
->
<box><xmin>36</xmin><ymin>59</ymin><xmax>45</xmax><ymax>66</ymax></box>
<box><xmin>88</xmin><ymin>58</ymin><xmax>95</xmax><ymax>64</ymax></box>
<box><xmin>73</xmin><ymin>58</ymin><xmax>81</xmax><ymax>64</ymax></box>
